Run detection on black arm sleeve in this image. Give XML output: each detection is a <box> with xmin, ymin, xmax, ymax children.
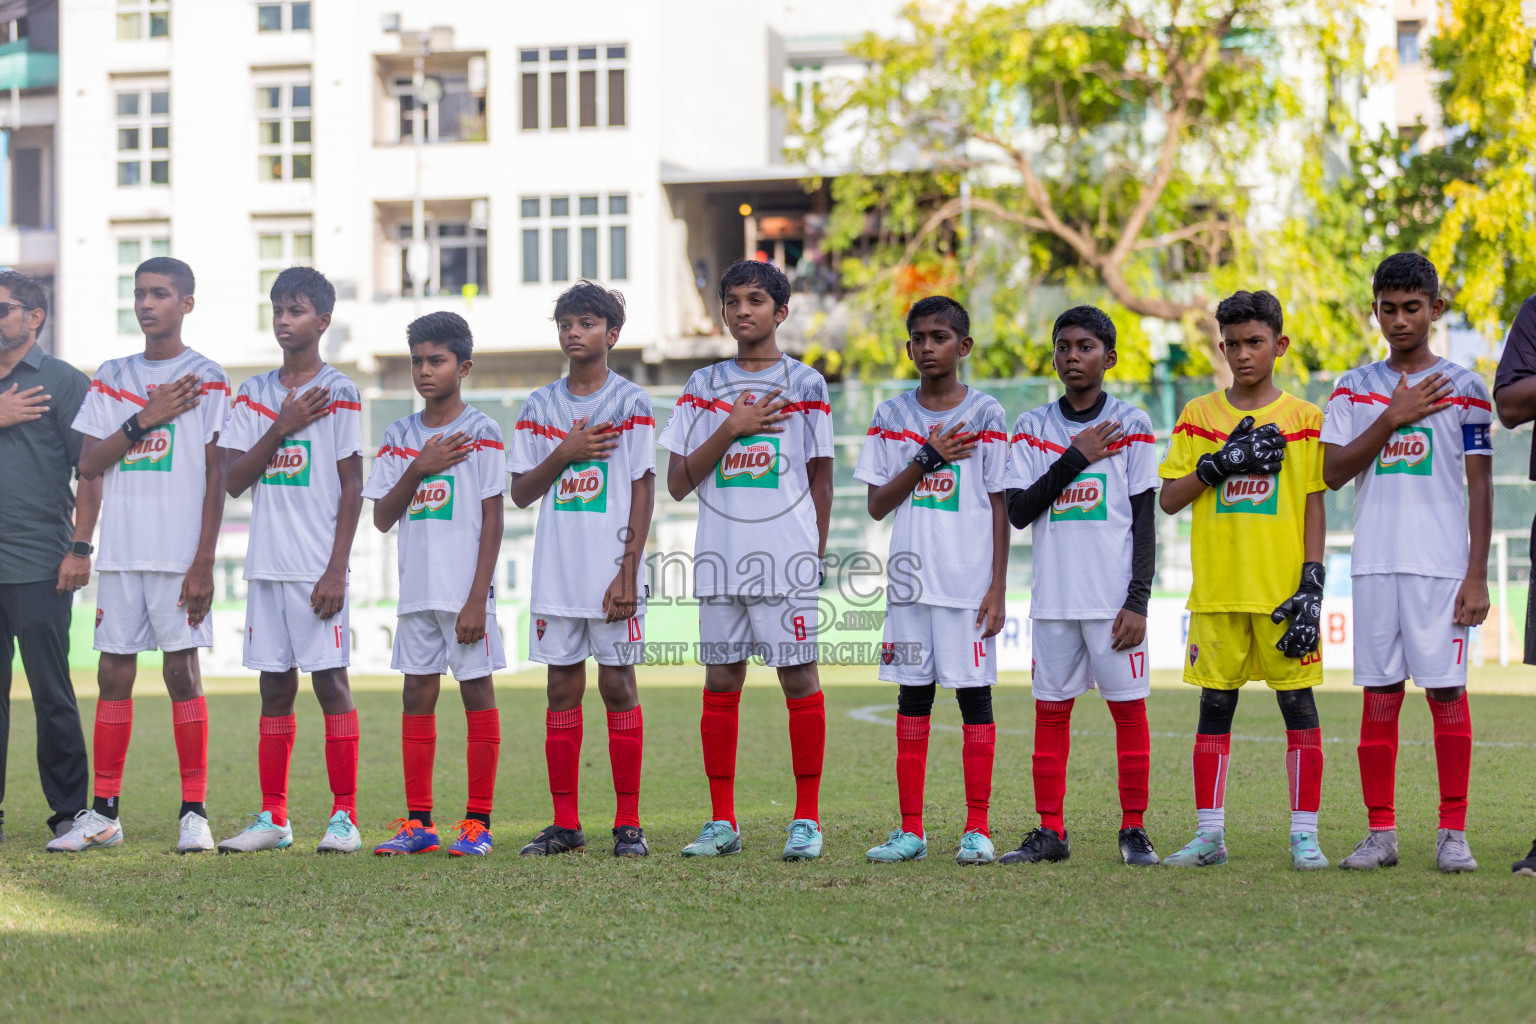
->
<box><xmin>1123</xmin><ymin>489</ymin><xmax>1155</xmax><ymax>616</ymax></box>
<box><xmin>1005</xmin><ymin>446</ymin><xmax>1090</xmax><ymax>529</ymax></box>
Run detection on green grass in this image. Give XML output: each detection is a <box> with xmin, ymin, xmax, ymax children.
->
<box><xmin>3</xmin><ymin>671</ymin><xmax>1536</xmax><ymax>1022</ymax></box>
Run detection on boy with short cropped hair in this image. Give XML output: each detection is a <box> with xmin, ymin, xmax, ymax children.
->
<box><xmin>52</xmin><ymin>257</ymin><xmax>230</xmax><ymax>854</ymax></box>
<box><xmin>1002</xmin><ymin>305</ymin><xmax>1160</xmax><ymax>866</ymax></box>
<box><xmin>216</xmin><ymin>267</ymin><xmax>366</xmax><ymax>854</ymax></box>
<box><xmin>509</xmin><ymin>281</ymin><xmax>655</xmax><ymax>858</ymax></box>
<box><xmin>855</xmin><ymin>295</ymin><xmax>1008</xmax><ymax>866</ymax></box>
<box><xmin>364</xmin><ymin>311</ymin><xmax>506</xmax><ymax>857</ymax></box>
<box><xmin>1157</xmin><ymin>289</ymin><xmax>1330</xmax><ymax>870</ymax></box>
<box><xmin>1322</xmin><ymin>253</ymin><xmax>1491</xmax><ymax>873</ymax></box>
<box><xmin>658</xmin><ymin>258</ymin><xmax>835</xmax><ymax>861</ymax></box>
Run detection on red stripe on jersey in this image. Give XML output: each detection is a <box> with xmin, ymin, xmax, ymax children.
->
<box><xmin>89</xmin><ymin>379</ymin><xmax>148</xmax><ymax>407</ymax></box>
<box><xmin>330</xmin><ymin>400</ymin><xmax>362</xmax><ymax>412</ymax></box>
<box><xmin>1108</xmin><ymin>433</ymin><xmax>1156</xmax><ymax>449</ymax></box>
<box><xmin>867</xmin><ymin>426</ymin><xmax>928</xmax><ymax>445</ymax></box>
<box><xmin>782</xmin><ymin>400</ymin><xmax>831</xmax><ymax>415</ymax></box>
<box><xmin>974</xmin><ymin>429</ymin><xmax>1008</xmax><ymax>443</ymax></box>
<box><xmin>1172</xmin><ymin>421</ymin><xmax>1226</xmax><ymax>443</ymax></box>
<box><xmin>675</xmin><ymin>393</ymin><xmax>733</xmax><ymax>413</ymax></box>
<box><xmin>234</xmin><ymin>394</ymin><xmax>278</xmax><ymax>420</ymax></box>
<box><xmin>471</xmin><ymin>438</ymin><xmax>505</xmax><ymax>451</ymax></box>
<box><xmin>1282</xmin><ymin>428</ymin><xmax>1320</xmax><ymax>442</ymax></box>
<box><xmin>201</xmin><ymin>381</ymin><xmax>231</xmax><ymax>395</ymax></box>
<box><xmin>1329</xmin><ymin>387</ymin><xmax>1490</xmax><ymax>413</ymax></box>
<box><xmin>515</xmin><ymin>419</ymin><xmax>567</xmax><ymax>439</ymax></box>
<box><xmin>1012</xmin><ymin>432</ymin><xmax>1067</xmax><ymax>454</ymax></box>
<box><xmin>377</xmin><ymin>444</ymin><xmax>420</xmax><ymax>459</ymax></box>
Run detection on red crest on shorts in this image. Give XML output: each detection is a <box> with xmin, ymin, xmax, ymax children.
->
<box><xmin>1188</xmin><ymin>643</ymin><xmax>1199</xmax><ymax>666</ymax></box>
<box><xmin>95</xmin><ymin>608</ymin><xmax>103</xmax><ymax>628</ymax></box>
<box><xmin>536</xmin><ymin>618</ymin><xmax>546</xmax><ymax>640</ymax></box>
<box><xmin>881</xmin><ymin>642</ymin><xmax>894</xmax><ymax>665</ymax></box>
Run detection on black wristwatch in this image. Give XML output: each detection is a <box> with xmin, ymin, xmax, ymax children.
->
<box><xmin>70</xmin><ymin>541</ymin><xmax>93</xmax><ymax>557</ymax></box>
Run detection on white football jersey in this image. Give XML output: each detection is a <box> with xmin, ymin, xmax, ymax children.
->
<box><xmin>508</xmin><ymin>371</ymin><xmax>655</xmax><ymax>617</ymax></box>
<box><xmin>221</xmin><ymin>365</ymin><xmax>365</xmax><ymax>582</ymax></box>
<box><xmin>362</xmin><ymin>405</ymin><xmax>507</xmax><ymax>614</ymax></box>
<box><xmin>72</xmin><ymin>347</ymin><xmax>231</xmax><ymax>573</ymax></box>
<box><xmin>1321</xmin><ymin>357</ymin><xmax>1492</xmax><ymax>579</ymax></box>
<box><xmin>657</xmin><ymin>356</ymin><xmax>834</xmax><ymax>597</ymax></box>
<box><xmin>852</xmin><ymin>387</ymin><xmax>1009</xmax><ymax>609</ymax></box>
<box><xmin>1005</xmin><ymin>396</ymin><xmax>1158</xmax><ymax>618</ymax></box>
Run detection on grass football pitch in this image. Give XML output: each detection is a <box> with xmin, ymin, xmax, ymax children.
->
<box><xmin>2</xmin><ymin>667</ymin><xmax>1535</xmax><ymax>1022</ymax></box>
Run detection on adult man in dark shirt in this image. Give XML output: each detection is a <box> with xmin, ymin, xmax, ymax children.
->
<box><xmin>1491</xmin><ymin>293</ymin><xmax>1536</xmax><ymax>877</ymax></box>
<box><xmin>0</xmin><ymin>270</ymin><xmax>100</xmax><ymax>844</ymax></box>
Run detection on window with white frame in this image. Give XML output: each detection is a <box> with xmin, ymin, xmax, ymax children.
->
<box><xmin>520</xmin><ymin>44</ymin><xmax>626</xmax><ymax>131</ymax></box>
<box><xmin>117</xmin><ymin>0</ymin><xmax>169</xmax><ymax>40</ymax></box>
<box><xmin>256</xmin><ymin>221</ymin><xmax>314</xmax><ymax>329</ymax></box>
<box><xmin>383</xmin><ymin>55</ymin><xmax>488</xmax><ymax>145</ymax></box>
<box><xmin>256</xmin><ymin>78</ymin><xmax>313</xmax><ymax>181</ymax></box>
<box><xmin>520</xmin><ymin>192</ymin><xmax>628</xmax><ymax>283</ymax></box>
<box><xmin>256</xmin><ymin>1</ymin><xmax>310</xmax><ymax>32</ymax></box>
<box><xmin>391</xmin><ymin>202</ymin><xmax>489</xmax><ymax>297</ymax></box>
<box><xmin>115</xmin><ymin>231</ymin><xmax>171</xmax><ymax>334</ymax></box>
<box><xmin>115</xmin><ymin>83</ymin><xmax>170</xmax><ymax>187</ymax></box>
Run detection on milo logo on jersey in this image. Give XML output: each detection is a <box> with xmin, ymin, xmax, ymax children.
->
<box><xmin>1376</xmin><ymin>426</ymin><xmax>1432</xmax><ymax>476</ymax></box>
<box><xmin>262</xmin><ymin>438</ymin><xmax>312</xmax><ymax>486</ymax></box>
<box><xmin>716</xmin><ymin>435</ymin><xmax>782</xmax><ymax>488</ymax></box>
<box><xmin>912</xmin><ymin>463</ymin><xmax>960</xmax><ymax>511</ymax></box>
<box><xmin>1216</xmin><ymin>474</ymin><xmax>1278</xmax><ymax>515</ymax></box>
<box><xmin>408</xmin><ymin>474</ymin><xmax>454</xmax><ymax>520</ymax></box>
<box><xmin>555</xmin><ymin>460</ymin><xmax>607</xmax><ymax>512</ymax></box>
<box><xmin>121</xmin><ymin>423</ymin><xmax>174</xmax><ymax>472</ymax></box>
<box><xmin>1051</xmin><ymin>472</ymin><xmax>1107</xmax><ymax>521</ymax></box>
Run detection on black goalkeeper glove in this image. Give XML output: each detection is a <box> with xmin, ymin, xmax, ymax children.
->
<box><xmin>1195</xmin><ymin>415</ymin><xmax>1287</xmax><ymax>487</ymax></box>
<box><xmin>1272</xmin><ymin>561</ymin><xmax>1325</xmax><ymax>658</ymax></box>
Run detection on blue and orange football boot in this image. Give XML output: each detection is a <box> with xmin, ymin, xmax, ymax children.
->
<box><xmin>373</xmin><ymin>818</ymin><xmax>439</xmax><ymax>855</ymax></box>
<box><xmin>447</xmin><ymin>819</ymin><xmax>493</xmax><ymax>856</ymax></box>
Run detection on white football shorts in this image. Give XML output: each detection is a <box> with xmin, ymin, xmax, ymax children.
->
<box><xmin>243</xmin><ymin>579</ymin><xmax>350</xmax><ymax>673</ymax></box>
<box><xmin>529</xmin><ymin>612</ymin><xmax>645</xmax><ymax>667</ymax></box>
<box><xmin>1029</xmin><ymin>618</ymin><xmax>1150</xmax><ymax>703</ymax></box>
<box><xmin>878</xmin><ymin>601</ymin><xmax>996</xmax><ymax>688</ymax></box>
<box><xmin>1352</xmin><ymin>573</ymin><xmax>1469</xmax><ymax>688</ymax></box>
<box><xmin>391</xmin><ymin>608</ymin><xmax>507</xmax><ymax>680</ymax></box>
<box><xmin>94</xmin><ymin>570</ymin><xmax>213</xmax><ymax>655</ymax></box>
<box><xmin>697</xmin><ymin>595</ymin><xmax>818</xmax><ymax>667</ymax></box>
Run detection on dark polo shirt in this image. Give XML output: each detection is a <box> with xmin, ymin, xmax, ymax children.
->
<box><xmin>0</xmin><ymin>341</ymin><xmax>90</xmax><ymax>584</ymax></box>
<box><xmin>1494</xmin><ymin>295</ymin><xmax>1536</xmax><ymax>480</ymax></box>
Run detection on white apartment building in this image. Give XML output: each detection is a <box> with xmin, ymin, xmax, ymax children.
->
<box><xmin>55</xmin><ymin>0</ymin><xmax>902</xmax><ymax>388</ymax></box>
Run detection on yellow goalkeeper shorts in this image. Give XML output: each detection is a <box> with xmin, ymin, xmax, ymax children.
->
<box><xmin>1183</xmin><ymin>611</ymin><xmax>1323</xmax><ymax>691</ymax></box>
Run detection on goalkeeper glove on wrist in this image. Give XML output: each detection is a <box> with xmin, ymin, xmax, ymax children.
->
<box><xmin>1195</xmin><ymin>415</ymin><xmax>1288</xmax><ymax>487</ymax></box>
<box><xmin>1272</xmin><ymin>561</ymin><xmax>1325</xmax><ymax>658</ymax></box>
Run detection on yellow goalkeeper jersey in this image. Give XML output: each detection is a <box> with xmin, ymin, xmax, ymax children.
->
<box><xmin>1159</xmin><ymin>389</ymin><xmax>1325</xmax><ymax>613</ymax></box>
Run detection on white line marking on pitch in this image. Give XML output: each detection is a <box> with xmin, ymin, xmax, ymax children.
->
<box><xmin>846</xmin><ymin>704</ymin><xmax>1536</xmax><ymax>749</ymax></box>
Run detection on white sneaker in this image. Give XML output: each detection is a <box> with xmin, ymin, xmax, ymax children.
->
<box><xmin>217</xmin><ymin>811</ymin><xmax>293</xmax><ymax>853</ymax></box>
<box><xmin>46</xmin><ymin>809</ymin><xmax>124</xmax><ymax>852</ymax></box>
<box><xmin>316</xmin><ymin>810</ymin><xmax>362</xmax><ymax>854</ymax></box>
<box><xmin>177</xmin><ymin>811</ymin><xmax>215</xmax><ymax>853</ymax></box>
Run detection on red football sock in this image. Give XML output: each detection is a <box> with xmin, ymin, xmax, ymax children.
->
<box><xmin>607</xmin><ymin>706</ymin><xmax>644</xmax><ymax>828</ymax></box>
<box><xmin>786</xmin><ymin>692</ymin><xmax>826</xmax><ymax>824</ymax></box>
<box><xmin>962</xmin><ymin>721</ymin><xmax>996</xmax><ymax>837</ymax></box>
<box><xmin>1193</xmin><ymin>733</ymin><xmax>1231</xmax><ymax>830</ymax></box>
<box><xmin>171</xmin><ymin>697</ymin><xmax>208</xmax><ymax>802</ymax></box>
<box><xmin>1287</xmin><ymin>727</ymin><xmax>1324</xmax><ymax>832</ymax></box>
<box><xmin>1428</xmin><ymin>693</ymin><xmax>1472</xmax><ymax>831</ymax></box>
<box><xmin>401</xmin><ymin>713</ymin><xmax>436</xmax><ymax>818</ymax></box>
<box><xmin>257</xmin><ymin>715</ymin><xmax>296</xmax><ymax>826</ymax></box>
<box><xmin>465</xmin><ymin>708</ymin><xmax>500</xmax><ymax>819</ymax></box>
<box><xmin>1107</xmin><ymin>698</ymin><xmax>1150</xmax><ymax>830</ymax></box>
<box><xmin>895</xmin><ymin>713</ymin><xmax>930</xmax><ymax>838</ymax></box>
<box><xmin>1032</xmin><ymin>698</ymin><xmax>1074</xmax><ymax>834</ymax></box>
<box><xmin>324</xmin><ymin>710</ymin><xmax>360</xmax><ymax>823</ymax></box>
<box><xmin>92</xmin><ymin>699</ymin><xmax>134</xmax><ymax>799</ymax></box>
<box><xmin>545</xmin><ymin>706</ymin><xmax>582</xmax><ymax>828</ymax></box>
<box><xmin>700</xmin><ymin>689</ymin><xmax>741</xmax><ymax>829</ymax></box>
<box><xmin>1358</xmin><ymin>690</ymin><xmax>1403</xmax><ymax>830</ymax></box>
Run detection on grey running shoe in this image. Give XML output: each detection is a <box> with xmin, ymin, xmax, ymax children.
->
<box><xmin>1436</xmin><ymin>828</ymin><xmax>1477</xmax><ymax>873</ymax></box>
<box><xmin>1339</xmin><ymin>829</ymin><xmax>1398</xmax><ymax>870</ymax></box>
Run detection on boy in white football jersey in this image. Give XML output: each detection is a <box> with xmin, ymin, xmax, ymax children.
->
<box><xmin>658</xmin><ymin>259</ymin><xmax>835</xmax><ymax>861</ymax></box>
<box><xmin>1322</xmin><ymin>253</ymin><xmax>1492</xmax><ymax>873</ymax></box>
<box><xmin>216</xmin><ymin>268</ymin><xmax>365</xmax><ymax>854</ymax></box>
<box><xmin>1002</xmin><ymin>306</ymin><xmax>1160</xmax><ymax>867</ymax></box>
<box><xmin>364</xmin><ymin>312</ymin><xmax>506</xmax><ymax>857</ymax></box>
<box><xmin>509</xmin><ymin>281</ymin><xmax>655</xmax><ymax>858</ymax></box>
<box><xmin>53</xmin><ymin>257</ymin><xmax>229</xmax><ymax>854</ymax></box>
<box><xmin>856</xmin><ymin>296</ymin><xmax>1008</xmax><ymax>866</ymax></box>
